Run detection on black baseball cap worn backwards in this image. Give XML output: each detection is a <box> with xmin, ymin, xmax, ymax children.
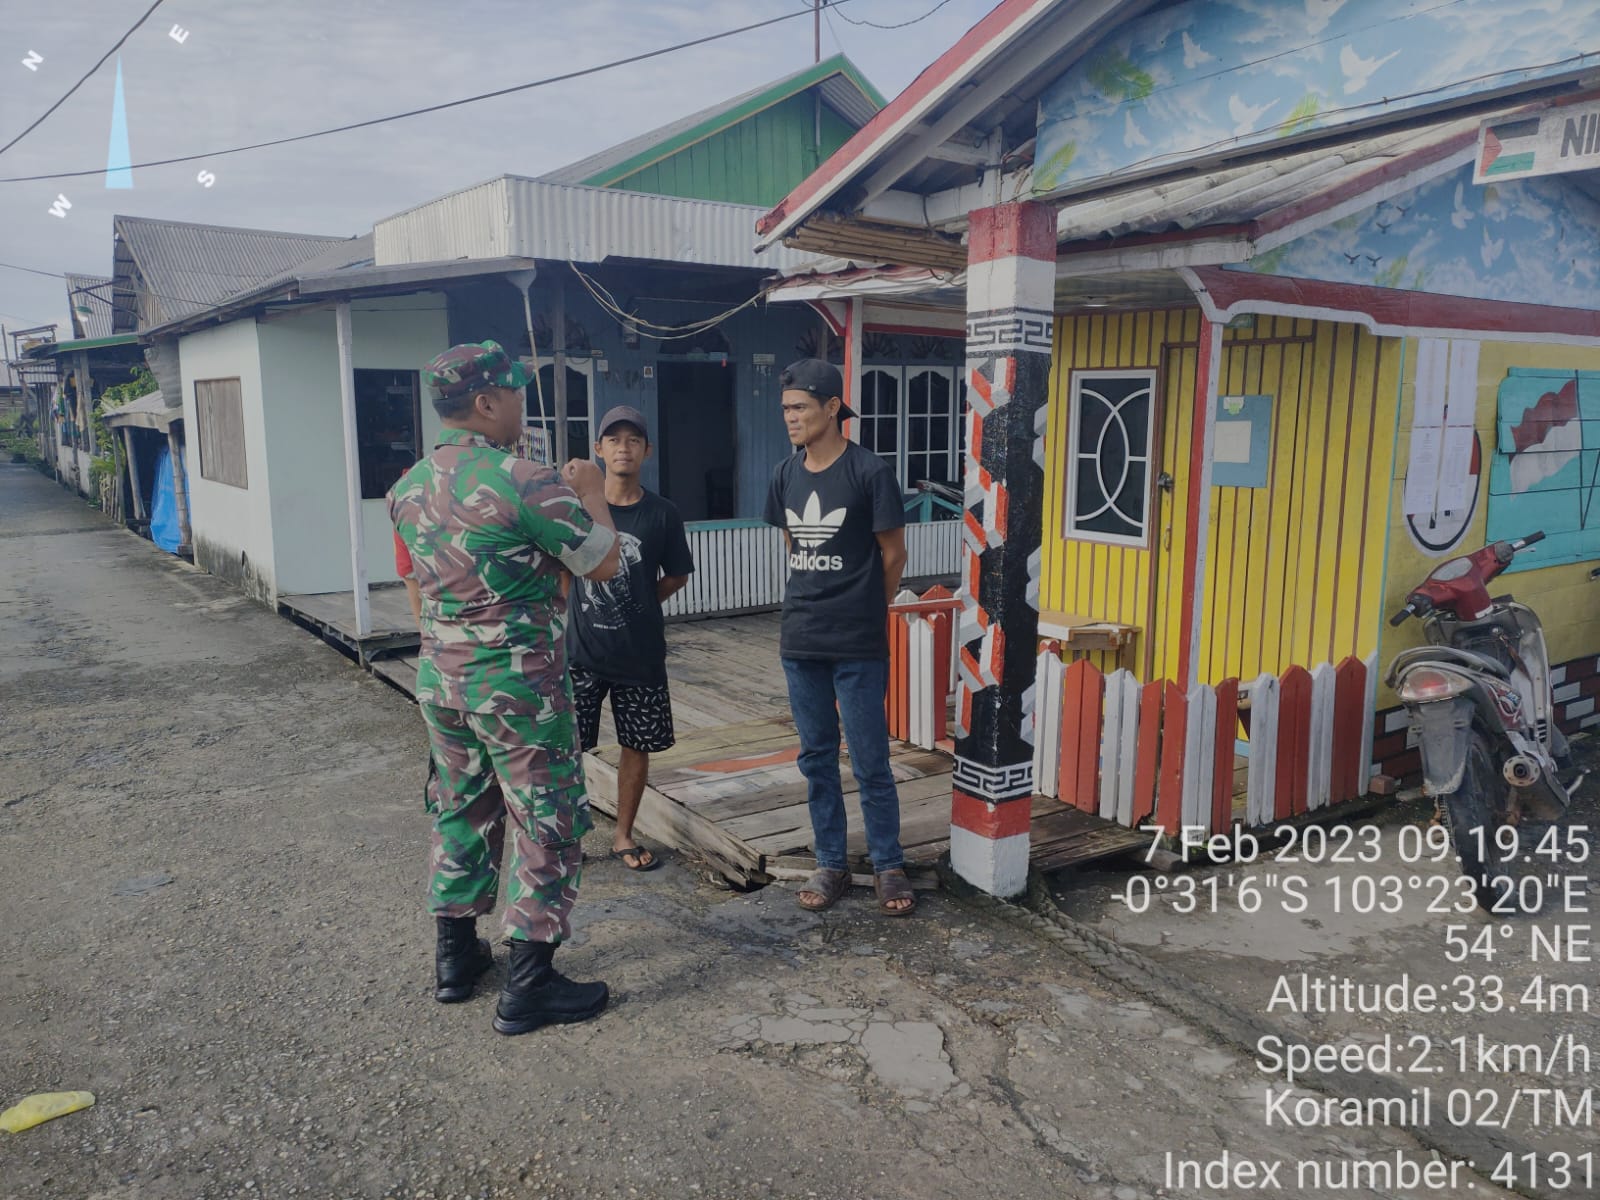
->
<box><xmin>780</xmin><ymin>358</ymin><xmax>857</xmax><ymax>421</ymax></box>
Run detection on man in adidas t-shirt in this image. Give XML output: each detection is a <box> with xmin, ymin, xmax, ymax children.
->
<box><xmin>763</xmin><ymin>359</ymin><xmax>914</xmax><ymax>916</ymax></box>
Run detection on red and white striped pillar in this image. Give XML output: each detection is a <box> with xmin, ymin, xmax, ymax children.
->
<box><xmin>951</xmin><ymin>200</ymin><xmax>1056</xmax><ymax>897</ymax></box>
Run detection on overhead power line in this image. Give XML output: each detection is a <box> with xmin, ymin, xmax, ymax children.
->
<box><xmin>0</xmin><ymin>259</ymin><xmax>309</xmax><ymax>326</ymax></box>
<box><xmin>0</xmin><ymin>2</ymin><xmax>867</xmax><ymax>184</ymax></box>
<box><xmin>0</xmin><ymin>0</ymin><xmax>167</xmax><ymax>158</ymax></box>
<box><xmin>832</xmin><ymin>0</ymin><xmax>961</xmax><ymax>31</ymax></box>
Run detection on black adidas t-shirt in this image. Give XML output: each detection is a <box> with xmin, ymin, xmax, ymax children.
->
<box><xmin>568</xmin><ymin>490</ymin><xmax>693</xmax><ymax>686</ymax></box>
<box><xmin>764</xmin><ymin>441</ymin><xmax>905</xmax><ymax>661</ymax></box>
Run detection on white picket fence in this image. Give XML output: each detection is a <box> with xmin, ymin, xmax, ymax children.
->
<box><xmin>905</xmin><ymin>519</ymin><xmax>962</xmax><ymax>580</ymax></box>
<box><xmin>663</xmin><ymin>518</ymin><xmax>962</xmax><ymax>620</ymax></box>
<box><xmin>1030</xmin><ymin>648</ymin><xmax>1381</xmax><ymax>836</ymax></box>
<box><xmin>663</xmin><ymin>522</ymin><xmax>788</xmax><ymax>618</ymax></box>
<box><xmin>886</xmin><ymin>587</ymin><xmax>963</xmax><ymax>748</ymax></box>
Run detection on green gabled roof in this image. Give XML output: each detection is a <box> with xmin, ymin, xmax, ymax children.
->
<box><xmin>25</xmin><ymin>333</ymin><xmax>140</xmax><ymax>356</ymax></box>
<box><xmin>542</xmin><ymin>54</ymin><xmax>885</xmax><ymax>190</ymax></box>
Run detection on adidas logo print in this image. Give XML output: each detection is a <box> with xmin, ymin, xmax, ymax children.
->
<box><xmin>786</xmin><ymin>492</ymin><xmax>846</xmax><ymax>571</ymax></box>
<box><xmin>785</xmin><ymin>493</ymin><xmax>846</xmax><ymax>548</ymax></box>
<box><xmin>789</xmin><ymin>549</ymin><xmax>844</xmax><ymax>570</ymax></box>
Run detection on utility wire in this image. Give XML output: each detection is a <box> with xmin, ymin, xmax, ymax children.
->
<box><xmin>567</xmin><ymin>262</ymin><xmax>779</xmax><ymax>342</ymax></box>
<box><xmin>832</xmin><ymin>0</ymin><xmax>961</xmax><ymax>31</ymax></box>
<box><xmin>0</xmin><ymin>0</ymin><xmax>167</xmax><ymax>158</ymax></box>
<box><xmin>3</xmin><ymin>256</ymin><xmax>768</xmax><ymax>345</ymax></box>
<box><xmin>0</xmin><ymin>2</ymin><xmax>865</xmax><ymax>184</ymax></box>
<box><xmin>0</xmin><ymin>259</ymin><xmax>343</xmax><ymax>328</ymax></box>
<box><xmin>822</xmin><ymin>3</ymin><xmax>848</xmax><ymax>55</ymax></box>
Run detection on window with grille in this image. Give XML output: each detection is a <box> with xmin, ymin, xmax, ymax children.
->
<box><xmin>529</xmin><ymin>363</ymin><xmax>591</xmax><ymax>461</ymax></box>
<box><xmin>354</xmin><ymin>369</ymin><xmax>421</xmax><ymax>499</ymax></box>
<box><xmin>194</xmin><ymin>377</ymin><xmax>247</xmax><ymax>489</ymax></box>
<box><xmin>852</xmin><ymin>365</ymin><xmax>963</xmax><ymax>493</ymax></box>
<box><xmin>858</xmin><ymin>369</ymin><xmax>899</xmax><ymax>475</ymax></box>
<box><xmin>906</xmin><ymin>369</ymin><xmax>954</xmax><ymax>486</ymax></box>
<box><xmin>1064</xmin><ymin>370</ymin><xmax>1156</xmax><ymax>546</ymax></box>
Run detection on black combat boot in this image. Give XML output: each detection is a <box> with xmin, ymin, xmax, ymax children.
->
<box><xmin>492</xmin><ymin>939</ymin><xmax>609</xmax><ymax>1035</ymax></box>
<box><xmin>434</xmin><ymin>916</ymin><xmax>494</xmax><ymax>1003</ymax></box>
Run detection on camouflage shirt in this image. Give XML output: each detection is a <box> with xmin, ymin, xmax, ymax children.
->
<box><xmin>388</xmin><ymin>428</ymin><xmax>616</xmax><ymax>715</ymax></box>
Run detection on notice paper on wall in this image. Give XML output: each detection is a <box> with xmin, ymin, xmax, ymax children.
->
<box><xmin>1213</xmin><ymin>420</ymin><xmax>1253</xmax><ymax>464</ymax></box>
<box><xmin>1438</xmin><ymin>425</ymin><xmax>1478</xmax><ymax>511</ymax></box>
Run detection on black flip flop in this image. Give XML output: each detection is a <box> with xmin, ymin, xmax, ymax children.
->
<box><xmin>612</xmin><ymin>844</ymin><xmax>661</xmax><ymax>872</ymax></box>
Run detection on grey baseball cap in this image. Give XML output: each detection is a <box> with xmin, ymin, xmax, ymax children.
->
<box><xmin>596</xmin><ymin>404</ymin><xmax>649</xmax><ymax>441</ymax></box>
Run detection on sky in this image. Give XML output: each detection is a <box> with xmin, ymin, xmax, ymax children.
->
<box><xmin>0</xmin><ymin>0</ymin><xmax>995</xmax><ymax>338</ymax></box>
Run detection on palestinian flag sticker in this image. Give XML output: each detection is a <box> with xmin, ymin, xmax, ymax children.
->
<box><xmin>1478</xmin><ymin>118</ymin><xmax>1541</xmax><ymax>181</ymax></box>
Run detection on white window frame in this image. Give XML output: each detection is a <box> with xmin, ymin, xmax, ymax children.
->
<box><xmin>856</xmin><ymin>366</ymin><xmax>902</xmax><ymax>477</ymax></box>
<box><xmin>528</xmin><ymin>356</ymin><xmax>596</xmax><ymax>461</ymax></box>
<box><xmin>854</xmin><ymin>363</ymin><xmax>963</xmax><ymax>493</ymax></box>
<box><xmin>1063</xmin><ymin>368</ymin><xmax>1157</xmax><ymax>549</ymax></box>
<box><xmin>904</xmin><ymin>365</ymin><xmax>961</xmax><ymax>493</ymax></box>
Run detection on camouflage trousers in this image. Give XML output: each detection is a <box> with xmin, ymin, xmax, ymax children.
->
<box><xmin>419</xmin><ymin>698</ymin><xmax>593</xmax><ymax>944</ymax></box>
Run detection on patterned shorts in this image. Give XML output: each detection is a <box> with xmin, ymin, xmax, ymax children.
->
<box><xmin>569</xmin><ymin>665</ymin><xmax>676</xmax><ymax>754</ymax></box>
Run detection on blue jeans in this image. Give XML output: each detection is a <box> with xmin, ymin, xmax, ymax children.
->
<box><xmin>781</xmin><ymin>657</ymin><xmax>904</xmax><ymax>873</ymax></box>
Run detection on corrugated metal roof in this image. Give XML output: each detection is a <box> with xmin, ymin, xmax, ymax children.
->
<box><xmin>374</xmin><ymin>176</ymin><xmax>824</xmax><ymax>272</ymax></box>
<box><xmin>253</xmin><ymin>233</ymin><xmax>375</xmax><ymax>288</ymax></box>
<box><xmin>1052</xmin><ymin>119</ymin><xmax>1481</xmax><ymax>243</ymax></box>
<box><xmin>542</xmin><ymin>55</ymin><xmax>883</xmax><ymax>188</ymax></box>
<box><xmin>112</xmin><ymin>216</ymin><xmax>352</xmax><ymax>332</ymax></box>
<box><xmin>142</xmin><ymin>254</ymin><xmax>536</xmax><ymax>339</ymax></box>
<box><xmin>101</xmin><ymin>388</ymin><xmax>180</xmax><ymax>431</ymax></box>
<box><xmin>64</xmin><ymin>273</ymin><xmax>114</xmax><ymax>340</ymax></box>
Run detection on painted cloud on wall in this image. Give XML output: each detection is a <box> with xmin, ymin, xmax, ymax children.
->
<box><xmin>1034</xmin><ymin>0</ymin><xmax>1600</xmax><ymax>195</ymax></box>
<box><xmin>1227</xmin><ymin>162</ymin><xmax>1600</xmax><ymax>312</ymax></box>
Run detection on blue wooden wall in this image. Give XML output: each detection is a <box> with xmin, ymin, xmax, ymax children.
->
<box><xmin>445</xmin><ymin>270</ymin><xmax>959</xmax><ymax>521</ymax></box>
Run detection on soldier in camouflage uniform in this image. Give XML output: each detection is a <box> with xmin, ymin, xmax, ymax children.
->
<box><xmin>389</xmin><ymin>340</ymin><xmax>621</xmax><ymax>1035</ymax></box>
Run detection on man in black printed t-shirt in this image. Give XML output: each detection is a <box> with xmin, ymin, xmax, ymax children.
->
<box><xmin>763</xmin><ymin>359</ymin><xmax>914</xmax><ymax>916</ymax></box>
<box><xmin>569</xmin><ymin>405</ymin><xmax>694</xmax><ymax>873</ymax></box>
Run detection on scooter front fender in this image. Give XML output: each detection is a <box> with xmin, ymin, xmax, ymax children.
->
<box><xmin>1413</xmin><ymin>697</ymin><xmax>1475</xmax><ymax>796</ymax></box>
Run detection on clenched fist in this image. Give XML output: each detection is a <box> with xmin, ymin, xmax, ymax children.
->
<box><xmin>561</xmin><ymin>458</ymin><xmax>605</xmax><ymax>498</ymax></box>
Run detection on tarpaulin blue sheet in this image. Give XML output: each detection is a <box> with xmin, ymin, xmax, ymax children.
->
<box><xmin>149</xmin><ymin>442</ymin><xmax>188</xmax><ymax>554</ymax></box>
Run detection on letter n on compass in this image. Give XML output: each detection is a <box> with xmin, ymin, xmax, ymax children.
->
<box><xmin>950</xmin><ymin>200</ymin><xmax>1055</xmax><ymax>898</ymax></box>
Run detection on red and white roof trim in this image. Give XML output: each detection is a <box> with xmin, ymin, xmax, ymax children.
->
<box><xmin>755</xmin><ymin>0</ymin><xmax>1066</xmax><ymax>248</ymax></box>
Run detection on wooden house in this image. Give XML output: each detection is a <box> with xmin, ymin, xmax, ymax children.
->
<box><xmin>756</xmin><ymin>0</ymin><xmax>1600</xmax><ymax>894</ymax></box>
<box><xmin>101</xmin><ymin>59</ymin><xmax>965</xmax><ymax>655</ymax></box>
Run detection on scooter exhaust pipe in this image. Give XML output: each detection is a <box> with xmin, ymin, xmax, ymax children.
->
<box><xmin>1503</xmin><ymin>755</ymin><xmax>1541</xmax><ymax>787</ymax></box>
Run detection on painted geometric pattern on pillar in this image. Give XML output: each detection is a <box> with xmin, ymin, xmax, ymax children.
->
<box><xmin>955</xmin><ymin>354</ymin><xmax>1011</xmax><ymax>741</ymax></box>
<box><xmin>953</xmin><ymin>200</ymin><xmax>1057</xmax><ymax>825</ymax></box>
<box><xmin>954</xmin><ymin>347</ymin><xmax>1053</xmax><ymax>795</ymax></box>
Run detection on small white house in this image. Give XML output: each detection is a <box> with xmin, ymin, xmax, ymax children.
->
<box><xmin>175</xmin><ymin>295</ymin><xmax>449</xmax><ymax>603</ymax></box>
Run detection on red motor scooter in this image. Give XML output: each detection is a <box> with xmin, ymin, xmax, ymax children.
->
<box><xmin>1385</xmin><ymin>532</ymin><xmax>1582</xmax><ymax>910</ymax></box>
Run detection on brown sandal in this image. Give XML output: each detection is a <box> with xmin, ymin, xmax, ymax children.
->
<box><xmin>796</xmin><ymin>867</ymin><xmax>851</xmax><ymax>911</ymax></box>
<box><xmin>874</xmin><ymin>868</ymin><xmax>917</xmax><ymax>916</ymax></box>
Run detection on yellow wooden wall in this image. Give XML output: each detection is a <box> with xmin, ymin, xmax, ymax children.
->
<box><xmin>1041</xmin><ymin>311</ymin><xmax>1402</xmax><ymax>685</ymax></box>
<box><xmin>1039</xmin><ymin>309</ymin><xmax>1197</xmax><ymax>678</ymax></box>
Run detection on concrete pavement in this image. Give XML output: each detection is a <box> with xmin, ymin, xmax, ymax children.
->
<box><xmin>0</xmin><ymin>463</ymin><xmax>1532</xmax><ymax>1200</ymax></box>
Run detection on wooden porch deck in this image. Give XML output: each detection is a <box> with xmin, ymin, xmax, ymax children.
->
<box><xmin>369</xmin><ymin>612</ymin><xmax>793</xmax><ymax>742</ymax></box>
<box><xmin>583</xmin><ymin>716</ymin><xmax>1147</xmax><ymax>887</ymax></box>
<box><xmin>364</xmin><ymin>610</ymin><xmax>1147</xmax><ymax>887</ymax></box>
<box><xmin>279</xmin><ymin>585</ymin><xmax>419</xmax><ymax>660</ymax></box>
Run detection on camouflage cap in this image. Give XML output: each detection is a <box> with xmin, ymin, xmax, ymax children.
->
<box><xmin>423</xmin><ymin>340</ymin><xmax>534</xmax><ymax>399</ymax></box>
